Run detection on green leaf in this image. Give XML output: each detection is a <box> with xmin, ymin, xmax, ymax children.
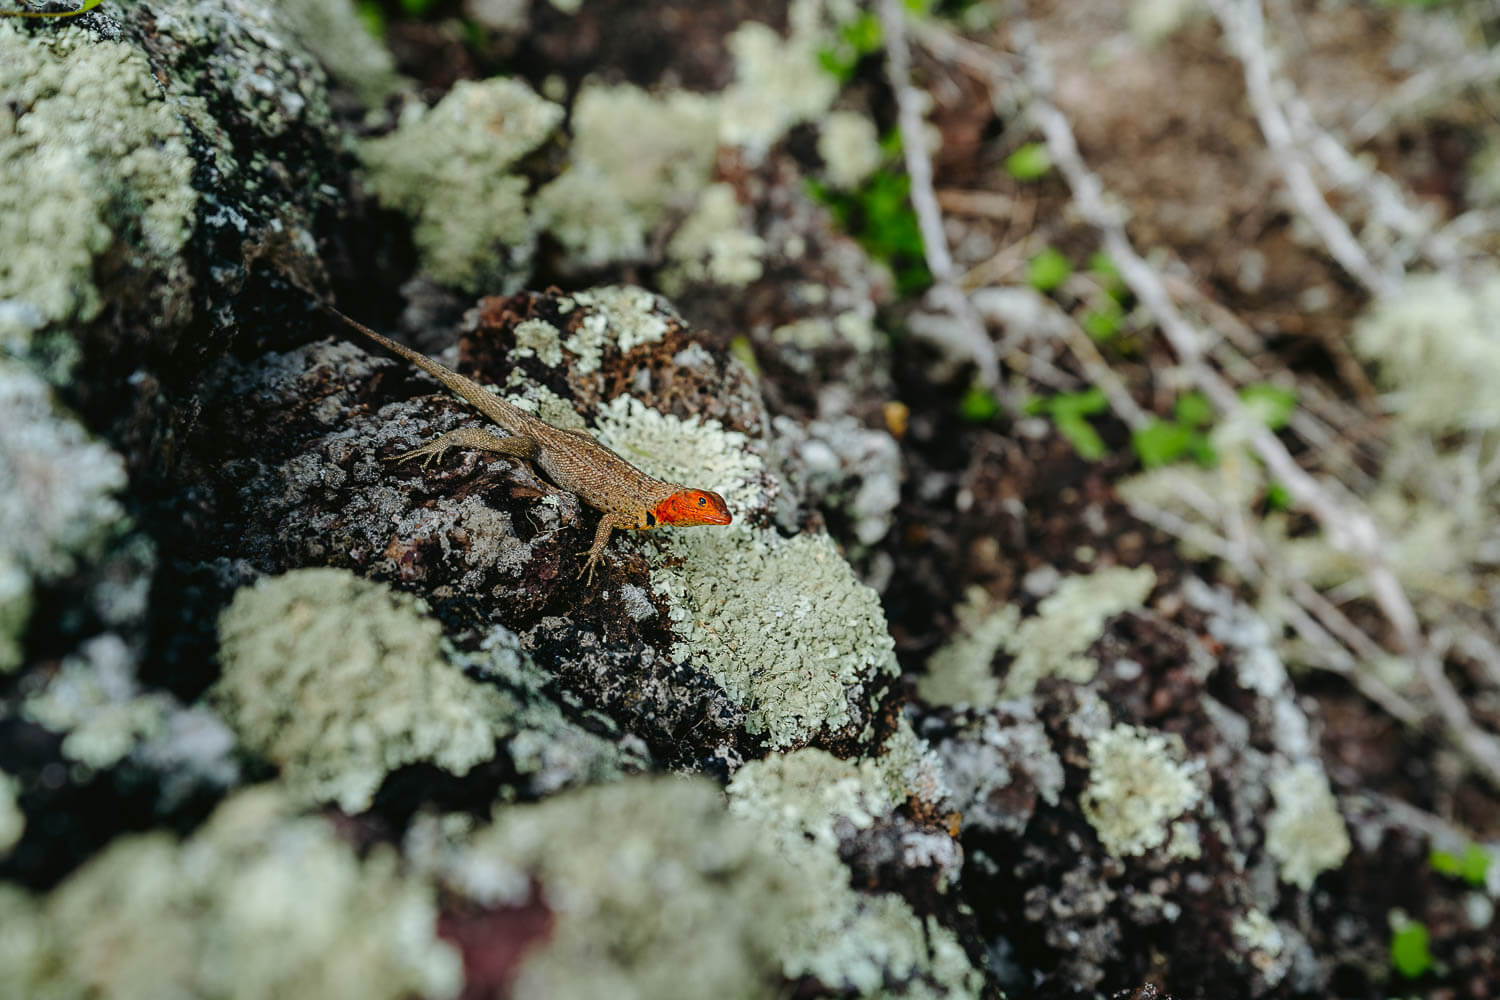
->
<box><xmin>1049</xmin><ymin>387</ymin><xmax>1107</xmax><ymax>420</ymax></box>
<box><xmin>1087</xmin><ymin>251</ymin><xmax>1120</xmax><ymax>282</ymax></box>
<box><xmin>399</xmin><ymin>0</ymin><xmax>439</xmax><ymax>16</ymax></box>
<box><xmin>355</xmin><ymin>0</ymin><xmax>386</xmax><ymax>36</ymax></box>
<box><xmin>1027</xmin><ymin>247</ymin><xmax>1072</xmax><ymax>292</ymax></box>
<box><xmin>728</xmin><ymin>335</ymin><xmax>760</xmax><ymax>377</ymax></box>
<box><xmin>1004</xmin><ymin>143</ymin><xmax>1052</xmax><ymax>181</ymax></box>
<box><xmin>1431</xmin><ymin>844</ymin><xmax>1492</xmax><ymax>886</ymax></box>
<box><xmin>1173</xmin><ymin>391</ymin><xmax>1215</xmax><ymax>428</ymax></box>
<box><xmin>1131</xmin><ymin>419</ymin><xmax>1195</xmax><ymax>469</ymax></box>
<box><xmin>959</xmin><ymin>385</ymin><xmax>1001</xmax><ymax>423</ymax></box>
<box><xmin>1389</xmin><ymin>920</ymin><xmax>1433</xmax><ymax>979</ymax></box>
<box><xmin>1081</xmin><ymin>302</ymin><xmax>1122</xmax><ymax>341</ymax></box>
<box><xmin>1265</xmin><ymin>481</ymin><xmax>1291</xmax><ymax>510</ymax></box>
<box><xmin>1056</xmin><ymin>415</ymin><xmax>1106</xmax><ymax>460</ymax></box>
<box><xmin>840</xmin><ymin>12</ymin><xmax>883</xmax><ymax>54</ymax></box>
<box><xmin>1240</xmin><ymin>383</ymin><xmax>1298</xmax><ymax>430</ymax></box>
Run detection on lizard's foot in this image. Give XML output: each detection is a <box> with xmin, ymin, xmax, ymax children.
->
<box><xmin>578</xmin><ymin>551</ymin><xmax>602</xmax><ymax>585</ymax></box>
<box><xmin>386</xmin><ymin>441</ymin><xmax>451</xmax><ymax>470</ymax></box>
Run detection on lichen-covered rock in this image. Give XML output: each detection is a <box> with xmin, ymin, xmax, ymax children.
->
<box><xmin>361</xmin><ymin>78</ymin><xmax>565</xmax><ymax>291</ymax></box>
<box><xmin>214</xmin><ymin>567</ymin><xmax>627</xmax><ymax>811</ymax></box>
<box><xmin>430</xmin><ymin>773</ymin><xmax>982</xmax><ymax>1000</ymax></box>
<box><xmin>0</xmin><ymin>786</ymin><xmax>462</xmax><ymax>1000</ymax></box>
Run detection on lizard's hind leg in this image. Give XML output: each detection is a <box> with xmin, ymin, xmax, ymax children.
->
<box><xmin>387</xmin><ymin>427</ymin><xmax>539</xmax><ymax>469</ymax></box>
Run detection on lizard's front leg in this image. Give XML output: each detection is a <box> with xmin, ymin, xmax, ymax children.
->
<box><xmin>580</xmin><ymin>512</ymin><xmax>632</xmax><ymax>584</ymax></box>
<box><xmin>387</xmin><ymin>427</ymin><xmax>539</xmax><ymax>469</ymax></box>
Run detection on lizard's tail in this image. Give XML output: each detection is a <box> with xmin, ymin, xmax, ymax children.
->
<box><xmin>323</xmin><ymin>306</ymin><xmax>529</xmax><ymax>436</ymax></box>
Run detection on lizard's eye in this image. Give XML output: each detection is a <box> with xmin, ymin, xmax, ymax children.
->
<box><xmin>697</xmin><ymin>496</ymin><xmax>706</xmax><ymax>506</ymax></box>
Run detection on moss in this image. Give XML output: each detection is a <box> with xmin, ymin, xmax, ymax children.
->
<box><xmin>660</xmin><ymin>183</ymin><xmax>766</xmax><ymax>296</ymax></box>
<box><xmin>817</xmin><ymin>110</ymin><xmax>883</xmax><ymax>190</ymax></box>
<box><xmin>0</xmin><ymin>553</ymin><xmax>30</xmax><ymax>673</ymax></box>
<box><xmin>534</xmin><ymin>83</ymin><xmax>719</xmax><ymax>268</ymax></box>
<box><xmin>360</xmin><ymin>78</ymin><xmax>564</xmax><ymax>291</ymax></box>
<box><xmin>272</xmin><ymin>0</ymin><xmax>401</xmax><ymax>105</ymax></box>
<box><xmin>591</xmin><ymin>396</ymin><xmax>897</xmax><ymax>749</ymax></box>
<box><xmin>920</xmin><ymin>568</ymin><xmax>1155</xmax><ymax>708</ymax></box>
<box><xmin>1264</xmin><ymin>762</ymin><xmax>1350</xmax><ymax>889</ymax></box>
<box><xmin>0</xmin><ymin>786</ymin><xmax>462</xmax><ymax>1000</ymax></box>
<box><xmin>0</xmin><ymin>769</ymin><xmax>21</xmax><ymax>856</ymax></box>
<box><xmin>0</xmin><ymin>20</ymin><xmax>198</xmax><ymax>342</ymax></box>
<box><xmin>452</xmin><ymin>774</ymin><xmax>981</xmax><ymax>999</ymax></box>
<box><xmin>1080</xmin><ymin>723</ymin><xmax>1204</xmax><ymax>859</ymax></box>
<box><xmin>0</xmin><ymin>360</ymin><xmax>128</xmax><ymax>580</ymax></box>
<box><xmin>1354</xmin><ymin>270</ymin><xmax>1500</xmax><ymax>433</ymax></box>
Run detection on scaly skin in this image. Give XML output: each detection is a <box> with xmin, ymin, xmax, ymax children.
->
<box><xmin>329</xmin><ymin>308</ymin><xmax>732</xmax><ymax>582</ymax></box>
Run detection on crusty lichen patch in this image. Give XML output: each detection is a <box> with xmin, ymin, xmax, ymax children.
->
<box><xmin>0</xmin><ymin>19</ymin><xmax>198</xmax><ymax>344</ymax></box>
<box><xmin>660</xmin><ymin>183</ymin><xmax>766</xmax><ymax>296</ymax></box>
<box><xmin>534</xmin><ymin>83</ymin><xmax>719</xmax><ymax>268</ymax></box>
<box><xmin>1080</xmin><ymin>723</ymin><xmax>1204</xmax><ymax>859</ymax></box>
<box><xmin>0</xmin><ymin>786</ymin><xmax>462</xmax><ymax>1000</ymax></box>
<box><xmin>920</xmin><ymin>568</ymin><xmax>1155</xmax><ymax>709</ymax></box>
<box><xmin>360</xmin><ymin>78</ymin><xmax>564</xmax><ymax>291</ymax></box>
<box><xmin>444</xmin><ymin>773</ymin><xmax>981</xmax><ymax>1000</ymax></box>
<box><xmin>0</xmin><ymin>769</ymin><xmax>21</xmax><ymax>856</ymax></box>
<box><xmin>1264</xmin><ymin>761</ymin><xmax>1350</xmax><ymax>889</ymax></box>
<box><xmin>594</xmin><ymin>395</ymin><xmax>897</xmax><ymax>749</ymax></box>
<box><xmin>215</xmin><ymin>568</ymin><xmax>624</xmax><ymax>810</ymax></box>
<box><xmin>215</xmin><ymin>569</ymin><xmax>502</xmax><ymax>811</ymax></box>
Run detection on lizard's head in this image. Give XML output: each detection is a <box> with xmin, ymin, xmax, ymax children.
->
<box><xmin>654</xmin><ymin>489</ymin><xmax>732</xmax><ymax>527</ymax></box>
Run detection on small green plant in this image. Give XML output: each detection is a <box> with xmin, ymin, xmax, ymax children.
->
<box><xmin>818</xmin><ymin>11</ymin><xmax>883</xmax><ymax>82</ymax></box>
<box><xmin>1027</xmin><ymin>247</ymin><xmax>1072</xmax><ymax>292</ymax></box>
<box><xmin>399</xmin><ymin>0</ymin><xmax>440</xmax><ymax>15</ymax></box>
<box><xmin>1130</xmin><ymin>391</ymin><xmax>1216</xmax><ymax>469</ymax></box>
<box><xmin>1027</xmin><ymin>388</ymin><xmax>1108</xmax><ymax>460</ymax></box>
<box><xmin>355</xmin><ymin>0</ymin><xmax>386</xmax><ymax>36</ymax></box>
<box><xmin>1081</xmin><ymin>297</ymin><xmax>1124</xmax><ymax>341</ymax></box>
<box><xmin>1004</xmin><ymin>143</ymin><xmax>1051</xmax><ymax>181</ymax></box>
<box><xmin>808</xmin><ymin>170</ymin><xmax>931</xmax><ymax>295</ymax></box>
<box><xmin>728</xmin><ymin>335</ymin><xmax>761</xmax><ymax>377</ymax></box>
<box><xmin>1389</xmin><ymin>919</ymin><xmax>1433</xmax><ymax>979</ymax></box>
<box><xmin>1240</xmin><ymin>383</ymin><xmax>1297</xmax><ymax>430</ymax></box>
<box><xmin>1430</xmin><ymin>843</ymin><xmax>1492</xmax><ymax>886</ymax></box>
<box><xmin>958</xmin><ymin>384</ymin><xmax>1001</xmax><ymax>423</ymax></box>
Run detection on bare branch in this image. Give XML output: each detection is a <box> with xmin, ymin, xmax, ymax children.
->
<box><xmin>878</xmin><ymin>0</ymin><xmax>1000</xmax><ymax>390</ymax></box>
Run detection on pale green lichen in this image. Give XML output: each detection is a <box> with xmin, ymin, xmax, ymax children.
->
<box><xmin>0</xmin><ymin>786</ymin><xmax>462</xmax><ymax>1000</ymax></box>
<box><xmin>272</xmin><ymin>0</ymin><xmax>401</xmax><ymax>104</ymax></box>
<box><xmin>453</xmin><ymin>774</ymin><xmax>981</xmax><ymax>1000</ymax></box>
<box><xmin>0</xmin><ymin>554</ymin><xmax>30</xmax><ymax>673</ymax></box>
<box><xmin>215</xmin><ymin>569</ymin><xmax>507</xmax><ymax>811</ymax></box>
<box><xmin>1080</xmin><ymin>723</ymin><xmax>1204</xmax><ymax>858</ymax></box>
<box><xmin>563</xmin><ymin>286</ymin><xmax>672</xmax><ymax>373</ymax></box>
<box><xmin>534</xmin><ymin>83</ymin><xmax>719</xmax><ymax>268</ymax></box>
<box><xmin>0</xmin><ymin>770</ymin><xmax>21</xmax><ymax>856</ymax></box>
<box><xmin>660</xmin><ymin>183</ymin><xmax>766</xmax><ymax>296</ymax></box>
<box><xmin>0</xmin><ymin>360</ymin><xmax>128</xmax><ymax>581</ymax></box>
<box><xmin>817</xmin><ymin>110</ymin><xmax>883</xmax><ymax>189</ymax></box>
<box><xmin>503</xmin><ymin>371</ymin><xmax>590</xmax><ymax>431</ymax></box>
<box><xmin>0</xmin><ymin>20</ymin><xmax>198</xmax><ymax>343</ymax></box>
<box><xmin>592</xmin><ymin>395</ymin><xmax>898</xmax><ymax>749</ymax></box>
<box><xmin>23</xmin><ymin>635</ymin><xmax>174</xmax><ymax>769</ymax></box>
<box><xmin>1004</xmin><ymin>567</ymin><xmax>1157</xmax><ymax>697</ymax></box>
<box><xmin>727</xmin><ymin>747</ymin><xmax>902</xmax><ymax>850</ymax></box>
<box><xmin>360</xmin><ymin>78</ymin><xmax>564</xmax><ymax>290</ymax></box>
<box><xmin>1354</xmin><ymin>270</ymin><xmax>1500</xmax><ymax>433</ymax></box>
<box><xmin>920</xmin><ymin>568</ymin><xmax>1155</xmax><ymax>708</ymax></box>
<box><xmin>719</xmin><ymin>0</ymin><xmax>842</xmax><ymax>159</ymax></box>
<box><xmin>510</xmin><ymin>317</ymin><xmax>565</xmax><ymax>367</ymax></box>
<box><xmin>1264</xmin><ymin>761</ymin><xmax>1350</xmax><ymax>889</ymax></box>
<box><xmin>917</xmin><ymin>586</ymin><xmax>1018</xmax><ymax>708</ymax></box>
